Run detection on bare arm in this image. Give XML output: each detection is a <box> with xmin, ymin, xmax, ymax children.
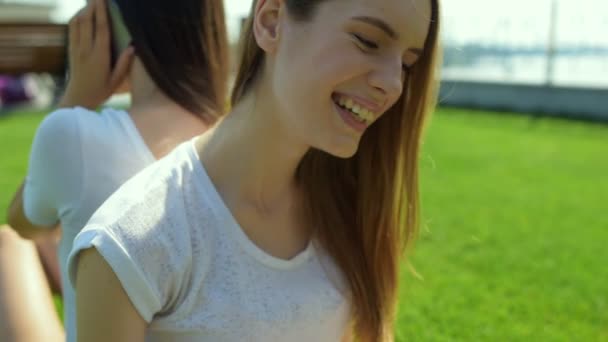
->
<box><xmin>6</xmin><ymin>182</ymin><xmax>58</xmax><ymax>241</ymax></box>
<box><xmin>7</xmin><ymin>0</ymin><xmax>134</xmax><ymax>240</ymax></box>
<box><xmin>75</xmin><ymin>248</ymin><xmax>146</xmax><ymax>342</ymax></box>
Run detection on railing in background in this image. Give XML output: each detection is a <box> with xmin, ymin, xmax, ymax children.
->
<box><xmin>442</xmin><ymin>0</ymin><xmax>608</xmax><ymax>88</ymax></box>
<box><xmin>440</xmin><ymin>0</ymin><xmax>608</xmax><ymax>120</ymax></box>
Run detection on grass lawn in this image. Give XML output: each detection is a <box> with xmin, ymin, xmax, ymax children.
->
<box><xmin>1</xmin><ymin>107</ymin><xmax>607</xmax><ymax>341</ymax></box>
<box><xmin>397</xmin><ymin>109</ymin><xmax>608</xmax><ymax>341</ymax></box>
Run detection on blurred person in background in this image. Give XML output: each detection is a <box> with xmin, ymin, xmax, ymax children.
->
<box><xmin>1</xmin><ymin>0</ymin><xmax>228</xmax><ymax>340</ymax></box>
<box><xmin>0</xmin><ymin>76</ymin><xmax>34</xmax><ymax>110</ymax></box>
<box><xmin>69</xmin><ymin>0</ymin><xmax>441</xmax><ymax>341</ymax></box>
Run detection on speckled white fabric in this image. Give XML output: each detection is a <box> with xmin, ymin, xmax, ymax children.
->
<box><xmin>68</xmin><ymin>138</ymin><xmax>350</xmax><ymax>341</ymax></box>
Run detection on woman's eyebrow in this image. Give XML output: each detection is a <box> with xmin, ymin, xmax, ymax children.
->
<box><xmin>351</xmin><ymin>16</ymin><xmax>426</xmax><ymax>55</ymax></box>
<box><xmin>351</xmin><ymin>16</ymin><xmax>398</xmax><ymax>40</ymax></box>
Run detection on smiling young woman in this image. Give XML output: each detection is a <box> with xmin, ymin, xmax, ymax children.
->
<box><xmin>69</xmin><ymin>0</ymin><xmax>441</xmax><ymax>341</ymax></box>
<box><xmin>232</xmin><ymin>0</ymin><xmax>441</xmax><ymax>338</ymax></box>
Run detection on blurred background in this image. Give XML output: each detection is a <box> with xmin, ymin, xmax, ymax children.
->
<box><xmin>1</xmin><ymin>0</ymin><xmax>607</xmax><ymax>340</ymax></box>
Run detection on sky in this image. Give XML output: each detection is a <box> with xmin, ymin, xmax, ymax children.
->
<box><xmin>229</xmin><ymin>0</ymin><xmax>608</xmax><ymax>47</ymax></box>
<box><xmin>49</xmin><ymin>0</ymin><xmax>608</xmax><ymax>47</ymax></box>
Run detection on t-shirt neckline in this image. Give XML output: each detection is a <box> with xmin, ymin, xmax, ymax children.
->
<box><xmin>186</xmin><ymin>138</ymin><xmax>314</xmax><ymax>270</ymax></box>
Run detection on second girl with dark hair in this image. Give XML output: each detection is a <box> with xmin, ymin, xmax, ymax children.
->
<box><xmin>2</xmin><ymin>0</ymin><xmax>228</xmax><ymax>340</ymax></box>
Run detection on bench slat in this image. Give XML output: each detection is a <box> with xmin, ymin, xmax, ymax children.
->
<box><xmin>0</xmin><ymin>23</ymin><xmax>67</xmax><ymax>75</ymax></box>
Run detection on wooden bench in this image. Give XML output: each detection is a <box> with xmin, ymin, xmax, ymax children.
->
<box><xmin>0</xmin><ymin>23</ymin><xmax>67</xmax><ymax>76</ymax></box>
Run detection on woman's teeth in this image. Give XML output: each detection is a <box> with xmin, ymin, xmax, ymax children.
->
<box><xmin>336</xmin><ymin>95</ymin><xmax>375</xmax><ymax>124</ymax></box>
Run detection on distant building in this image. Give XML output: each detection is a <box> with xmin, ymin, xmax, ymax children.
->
<box><xmin>0</xmin><ymin>0</ymin><xmax>65</xmax><ymax>76</ymax></box>
<box><xmin>0</xmin><ymin>0</ymin><xmax>57</xmax><ymax>22</ymax></box>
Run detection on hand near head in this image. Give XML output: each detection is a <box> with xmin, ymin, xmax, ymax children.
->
<box><xmin>58</xmin><ymin>0</ymin><xmax>135</xmax><ymax>109</ymax></box>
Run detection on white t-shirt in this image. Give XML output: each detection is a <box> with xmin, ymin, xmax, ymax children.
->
<box><xmin>67</xmin><ymin>139</ymin><xmax>350</xmax><ymax>342</ymax></box>
<box><xmin>23</xmin><ymin>107</ymin><xmax>156</xmax><ymax>342</ymax></box>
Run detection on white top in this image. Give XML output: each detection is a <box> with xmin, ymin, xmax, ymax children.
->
<box><xmin>23</xmin><ymin>107</ymin><xmax>156</xmax><ymax>342</ymax></box>
<box><xmin>67</xmin><ymin>139</ymin><xmax>350</xmax><ymax>342</ymax></box>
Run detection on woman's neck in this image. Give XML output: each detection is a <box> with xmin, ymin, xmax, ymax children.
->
<box><xmin>126</xmin><ymin>58</ymin><xmax>208</xmax><ymax>158</ymax></box>
<box><xmin>198</xmin><ymin>83</ymin><xmax>309</xmax><ymax>216</ymax></box>
<box><xmin>129</xmin><ymin>58</ymin><xmax>181</xmax><ymax>113</ymax></box>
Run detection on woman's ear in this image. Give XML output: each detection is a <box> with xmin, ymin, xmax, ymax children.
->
<box><xmin>252</xmin><ymin>0</ymin><xmax>284</xmax><ymax>55</ymax></box>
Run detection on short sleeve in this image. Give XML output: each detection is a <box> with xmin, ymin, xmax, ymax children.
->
<box><xmin>67</xmin><ymin>176</ymin><xmax>194</xmax><ymax>323</ymax></box>
<box><xmin>23</xmin><ymin>108</ymin><xmax>85</xmax><ymax>226</ymax></box>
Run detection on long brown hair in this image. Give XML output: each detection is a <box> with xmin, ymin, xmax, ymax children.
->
<box><xmin>116</xmin><ymin>0</ymin><xmax>228</xmax><ymax>122</ymax></box>
<box><xmin>232</xmin><ymin>1</ymin><xmax>442</xmax><ymax>340</ymax></box>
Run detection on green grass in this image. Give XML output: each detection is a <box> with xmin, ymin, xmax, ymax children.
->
<box><xmin>1</xmin><ymin>108</ymin><xmax>607</xmax><ymax>340</ymax></box>
<box><xmin>397</xmin><ymin>109</ymin><xmax>608</xmax><ymax>341</ymax></box>
<box><xmin>0</xmin><ymin>111</ymin><xmax>45</xmax><ymax>213</ymax></box>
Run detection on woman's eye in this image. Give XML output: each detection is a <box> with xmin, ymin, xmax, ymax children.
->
<box><xmin>353</xmin><ymin>33</ymin><xmax>378</xmax><ymax>50</ymax></box>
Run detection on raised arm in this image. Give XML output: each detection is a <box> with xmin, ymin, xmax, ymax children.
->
<box><xmin>6</xmin><ymin>0</ymin><xmax>134</xmax><ymax>240</ymax></box>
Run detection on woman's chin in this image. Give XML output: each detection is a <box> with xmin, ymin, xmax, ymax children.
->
<box><xmin>322</xmin><ymin>141</ymin><xmax>360</xmax><ymax>159</ymax></box>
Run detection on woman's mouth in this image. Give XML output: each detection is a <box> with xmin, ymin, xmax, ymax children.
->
<box><xmin>331</xmin><ymin>93</ymin><xmax>376</xmax><ymax>125</ymax></box>
<box><xmin>332</xmin><ymin>93</ymin><xmax>377</xmax><ymax>133</ymax></box>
